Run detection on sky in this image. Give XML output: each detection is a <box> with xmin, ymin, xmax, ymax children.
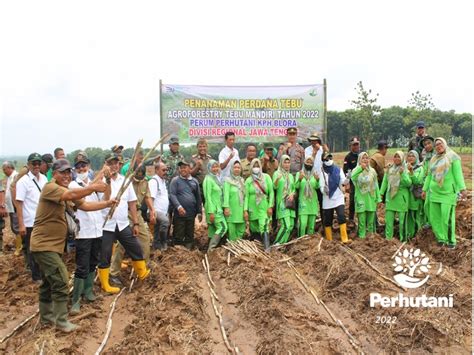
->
<box><xmin>0</xmin><ymin>0</ymin><xmax>472</xmax><ymax>156</ymax></box>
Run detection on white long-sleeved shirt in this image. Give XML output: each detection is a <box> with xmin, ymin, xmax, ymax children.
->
<box><xmin>101</xmin><ymin>175</ymin><xmax>137</xmax><ymax>232</ymax></box>
<box><xmin>69</xmin><ymin>179</ymin><xmax>103</xmax><ymax>239</ymax></box>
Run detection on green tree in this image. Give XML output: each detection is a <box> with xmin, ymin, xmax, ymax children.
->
<box><xmin>350</xmin><ymin>81</ymin><xmax>381</xmax><ymax>149</ymax></box>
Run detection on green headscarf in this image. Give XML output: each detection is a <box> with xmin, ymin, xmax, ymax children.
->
<box><xmin>387</xmin><ymin>151</ymin><xmax>405</xmax><ymax>198</ymax></box>
<box><xmin>429</xmin><ymin>137</ymin><xmax>461</xmax><ymax>187</ymax></box>
<box><xmin>407</xmin><ymin>150</ymin><xmax>422</xmax><ymax>170</ymax></box>
<box><xmin>275</xmin><ymin>154</ymin><xmax>291</xmax><ymax>198</ymax></box>
<box><xmin>356</xmin><ymin>152</ymin><xmax>377</xmax><ymax>197</ymax></box>
<box><xmin>250</xmin><ymin>158</ymin><xmax>266</xmax><ymax>204</ymax></box>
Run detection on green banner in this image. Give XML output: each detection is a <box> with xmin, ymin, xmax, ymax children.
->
<box><xmin>161</xmin><ymin>83</ymin><xmax>325</xmax><ymax>143</ymax></box>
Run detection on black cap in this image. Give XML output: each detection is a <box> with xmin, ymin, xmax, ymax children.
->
<box><xmin>177</xmin><ymin>160</ymin><xmax>190</xmax><ymax>167</ymax></box>
<box><xmin>420</xmin><ymin>135</ymin><xmax>434</xmax><ymax>147</ymax></box>
<box><xmin>41</xmin><ymin>154</ymin><xmax>54</xmax><ymax>164</ymax></box>
<box><xmin>416</xmin><ymin>121</ymin><xmax>425</xmax><ymax>128</ymax></box>
<box><xmin>27</xmin><ymin>152</ymin><xmax>42</xmax><ymax>162</ymax></box>
<box><xmin>105</xmin><ymin>153</ymin><xmax>120</xmax><ymax>162</ymax></box>
<box><xmin>377</xmin><ymin>140</ymin><xmax>388</xmax><ymax>149</ymax></box>
<box><xmin>111</xmin><ymin>145</ymin><xmax>124</xmax><ymax>153</ymax></box>
<box><xmin>169</xmin><ymin>135</ymin><xmax>179</xmax><ymax>144</ymax></box>
<box><xmin>52</xmin><ymin>159</ymin><xmax>72</xmax><ymax>172</ymax></box>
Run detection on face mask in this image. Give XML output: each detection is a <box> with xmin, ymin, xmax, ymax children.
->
<box><xmin>252</xmin><ymin>167</ymin><xmax>260</xmax><ymax>174</ymax></box>
<box><xmin>77</xmin><ymin>172</ymin><xmax>88</xmax><ymax>181</ymax></box>
<box><xmin>323</xmin><ymin>160</ymin><xmax>333</xmax><ymax>167</ymax></box>
<box><xmin>304</xmin><ymin>164</ymin><xmax>313</xmax><ymax>171</ymax></box>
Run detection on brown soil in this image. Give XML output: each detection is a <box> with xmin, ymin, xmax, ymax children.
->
<box><xmin>0</xmin><ymin>187</ymin><xmax>471</xmax><ymax>354</ymax></box>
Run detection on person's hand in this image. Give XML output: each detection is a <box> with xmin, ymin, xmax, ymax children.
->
<box><xmin>224</xmin><ymin>208</ymin><xmax>230</xmax><ymax>217</ymax></box>
<box><xmin>361</xmin><ymin>161</ymin><xmax>368</xmax><ymax>169</ymax></box>
<box><xmin>178</xmin><ymin>206</ymin><xmax>186</xmax><ymax>216</ymax></box>
<box><xmin>244</xmin><ymin>211</ymin><xmax>249</xmax><ymax>221</ymax></box>
<box><xmin>460</xmin><ymin>189</ymin><xmax>467</xmax><ymax>200</ymax></box>
<box><xmin>421</xmin><ymin>191</ymin><xmax>426</xmax><ymax>200</ymax></box>
<box><xmin>407</xmin><ymin>164</ymin><xmax>413</xmax><ymax>173</ymax></box>
<box><xmin>229</xmin><ymin>151</ymin><xmax>235</xmax><ymax>160</ymax></box>
<box><xmin>132</xmin><ymin>225</ymin><xmax>139</xmax><ymax>236</ymax></box>
<box><xmin>91</xmin><ymin>181</ymin><xmax>108</xmax><ymax>193</ymax></box>
<box><xmin>149</xmin><ymin>211</ymin><xmax>156</xmax><ymax>225</ymax></box>
<box><xmin>299</xmin><ymin>172</ymin><xmax>304</xmax><ymax>181</ymax></box>
<box><xmin>19</xmin><ymin>223</ymin><xmax>26</xmax><ymax>237</ymax></box>
<box><xmin>209</xmin><ymin>213</ymin><xmax>215</xmax><ymax>224</ymax></box>
<box><xmin>267</xmin><ymin>207</ymin><xmax>273</xmax><ymax>217</ymax></box>
<box><xmin>399</xmin><ymin>166</ymin><xmax>404</xmax><ymax>173</ymax></box>
<box><xmin>106</xmin><ymin>199</ymin><xmax>118</xmax><ymax>208</ymax></box>
<box><xmin>322</xmin><ymin>144</ymin><xmax>329</xmax><ymax>153</ymax></box>
<box><xmin>323</xmin><ymin>185</ymin><xmax>329</xmax><ymax>196</ymax></box>
<box><xmin>314</xmin><ymin>173</ymin><xmax>319</xmax><ymax>180</ymax></box>
<box><xmin>263</xmin><ymin>154</ymin><xmax>269</xmax><ymax>161</ymax></box>
<box><xmin>0</xmin><ymin>206</ymin><xmax>7</xmax><ymax>218</ymax></box>
<box><xmin>287</xmin><ymin>194</ymin><xmax>294</xmax><ymax>203</ymax></box>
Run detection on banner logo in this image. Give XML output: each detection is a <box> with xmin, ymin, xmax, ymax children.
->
<box><xmin>392</xmin><ymin>248</ymin><xmax>430</xmax><ymax>289</ymax></box>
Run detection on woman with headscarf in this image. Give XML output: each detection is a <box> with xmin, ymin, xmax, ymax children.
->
<box><xmin>380</xmin><ymin>151</ymin><xmax>412</xmax><ymax>241</ymax></box>
<box><xmin>203</xmin><ymin>160</ymin><xmax>227</xmax><ymax>251</ymax></box>
<box><xmin>273</xmin><ymin>155</ymin><xmax>296</xmax><ymax>244</ymax></box>
<box><xmin>350</xmin><ymin>152</ymin><xmax>381</xmax><ymax>239</ymax></box>
<box><xmin>295</xmin><ymin>157</ymin><xmax>320</xmax><ymax>237</ymax></box>
<box><xmin>244</xmin><ymin>159</ymin><xmax>274</xmax><ymax>250</ymax></box>
<box><xmin>320</xmin><ymin>153</ymin><xmax>351</xmax><ymax>243</ymax></box>
<box><xmin>419</xmin><ymin>136</ymin><xmax>435</xmax><ymax>227</ymax></box>
<box><xmin>223</xmin><ymin>161</ymin><xmax>246</xmax><ymax>241</ymax></box>
<box><xmin>406</xmin><ymin>150</ymin><xmax>425</xmax><ymax>239</ymax></box>
<box><xmin>422</xmin><ymin>138</ymin><xmax>466</xmax><ymax>248</ymax></box>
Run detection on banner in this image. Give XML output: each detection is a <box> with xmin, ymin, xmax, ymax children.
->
<box><xmin>160</xmin><ymin>83</ymin><xmax>325</xmax><ymax>143</ymax></box>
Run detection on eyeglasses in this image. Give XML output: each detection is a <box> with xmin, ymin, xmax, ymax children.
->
<box><xmin>31</xmin><ymin>161</ymin><xmax>41</xmax><ymax>166</ymax></box>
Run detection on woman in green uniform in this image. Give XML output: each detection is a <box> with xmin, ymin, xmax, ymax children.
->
<box><xmin>420</xmin><ymin>136</ymin><xmax>435</xmax><ymax>227</ymax></box>
<box><xmin>406</xmin><ymin>150</ymin><xmax>424</xmax><ymax>239</ymax></box>
<box><xmin>422</xmin><ymin>138</ymin><xmax>466</xmax><ymax>248</ymax></box>
<box><xmin>273</xmin><ymin>155</ymin><xmax>296</xmax><ymax>244</ymax></box>
<box><xmin>350</xmin><ymin>152</ymin><xmax>381</xmax><ymax>239</ymax></box>
<box><xmin>380</xmin><ymin>151</ymin><xmax>412</xmax><ymax>241</ymax></box>
<box><xmin>295</xmin><ymin>157</ymin><xmax>320</xmax><ymax>237</ymax></box>
<box><xmin>203</xmin><ymin>160</ymin><xmax>227</xmax><ymax>251</ymax></box>
<box><xmin>223</xmin><ymin>161</ymin><xmax>246</xmax><ymax>241</ymax></box>
<box><xmin>244</xmin><ymin>159</ymin><xmax>274</xmax><ymax>250</ymax></box>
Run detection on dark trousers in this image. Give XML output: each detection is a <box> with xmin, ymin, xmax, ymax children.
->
<box><xmin>75</xmin><ymin>238</ymin><xmax>101</xmax><ymax>279</ymax></box>
<box><xmin>152</xmin><ymin>211</ymin><xmax>170</xmax><ymax>250</ymax></box>
<box><xmin>317</xmin><ymin>189</ymin><xmax>324</xmax><ymax>223</ymax></box>
<box><xmin>33</xmin><ymin>251</ymin><xmax>69</xmax><ymax>303</ymax></box>
<box><xmin>10</xmin><ymin>212</ymin><xmax>19</xmax><ymax>234</ymax></box>
<box><xmin>24</xmin><ymin>227</ymin><xmax>41</xmax><ymax>281</ymax></box>
<box><xmin>173</xmin><ymin>216</ymin><xmax>195</xmax><ymax>247</ymax></box>
<box><xmin>349</xmin><ymin>181</ymin><xmax>355</xmax><ymax>220</ymax></box>
<box><xmin>99</xmin><ymin>226</ymin><xmax>144</xmax><ymax>268</ymax></box>
<box><xmin>323</xmin><ymin>205</ymin><xmax>346</xmax><ymax>227</ymax></box>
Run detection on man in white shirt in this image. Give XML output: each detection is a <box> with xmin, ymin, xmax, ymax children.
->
<box><xmin>15</xmin><ymin>153</ymin><xmax>48</xmax><ymax>281</ymax></box>
<box><xmin>219</xmin><ymin>132</ymin><xmax>240</xmax><ymax>179</ymax></box>
<box><xmin>68</xmin><ymin>154</ymin><xmax>105</xmax><ymax>314</ymax></box>
<box><xmin>97</xmin><ymin>153</ymin><xmax>150</xmax><ymax>294</ymax></box>
<box><xmin>2</xmin><ymin>161</ymin><xmax>21</xmax><ymax>256</ymax></box>
<box><xmin>149</xmin><ymin>162</ymin><xmax>170</xmax><ymax>251</ymax></box>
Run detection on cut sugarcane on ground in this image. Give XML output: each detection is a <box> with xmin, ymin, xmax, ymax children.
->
<box><xmin>0</xmin><ymin>194</ymin><xmax>471</xmax><ymax>354</ymax></box>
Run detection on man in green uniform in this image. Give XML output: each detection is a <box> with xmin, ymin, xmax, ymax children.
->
<box><xmin>162</xmin><ymin>135</ymin><xmax>185</xmax><ymax>183</ymax></box>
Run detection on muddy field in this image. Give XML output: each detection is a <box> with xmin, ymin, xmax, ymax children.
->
<box><xmin>0</xmin><ymin>194</ymin><xmax>472</xmax><ymax>354</ymax></box>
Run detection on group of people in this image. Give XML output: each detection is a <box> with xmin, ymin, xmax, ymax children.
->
<box><xmin>0</xmin><ymin>120</ymin><xmax>467</xmax><ymax>334</ymax></box>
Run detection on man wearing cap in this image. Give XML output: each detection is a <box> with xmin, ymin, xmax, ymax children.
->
<box><xmin>261</xmin><ymin>144</ymin><xmax>279</xmax><ymax>178</ymax></box>
<box><xmin>219</xmin><ymin>132</ymin><xmax>240</xmax><ymax>179</ymax></box>
<box><xmin>169</xmin><ymin>160</ymin><xmax>202</xmax><ymax>250</ymax></box>
<box><xmin>2</xmin><ymin>161</ymin><xmax>21</xmax><ymax>256</ymax></box>
<box><xmin>15</xmin><ymin>153</ymin><xmax>48</xmax><ymax>282</ymax></box>
<box><xmin>110</xmin><ymin>163</ymin><xmax>155</xmax><ymax>285</ymax></box>
<box><xmin>162</xmin><ymin>135</ymin><xmax>185</xmax><ymax>183</ymax></box>
<box><xmin>68</xmin><ymin>154</ymin><xmax>106</xmax><ymax>315</ymax></box>
<box><xmin>408</xmin><ymin>121</ymin><xmax>427</xmax><ymax>155</ymax></box>
<box><xmin>40</xmin><ymin>154</ymin><xmax>54</xmax><ymax>181</ymax></box>
<box><xmin>190</xmin><ymin>138</ymin><xmax>213</xmax><ymax>202</ymax></box>
<box><xmin>277</xmin><ymin>127</ymin><xmax>305</xmax><ymax>175</ymax></box>
<box><xmin>241</xmin><ymin>143</ymin><xmax>257</xmax><ymax>180</ymax></box>
<box><xmin>343</xmin><ymin>137</ymin><xmax>361</xmax><ymax>224</ymax></box>
<box><xmin>98</xmin><ymin>153</ymin><xmax>151</xmax><ymax>294</ymax></box>
<box><xmin>31</xmin><ymin>158</ymin><xmax>114</xmax><ymax>332</ymax></box>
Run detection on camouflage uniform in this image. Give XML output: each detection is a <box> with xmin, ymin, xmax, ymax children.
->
<box><xmin>162</xmin><ymin>151</ymin><xmax>185</xmax><ymax>182</ymax></box>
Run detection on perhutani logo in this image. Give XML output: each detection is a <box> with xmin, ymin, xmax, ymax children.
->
<box><xmin>370</xmin><ymin>247</ymin><xmax>453</xmax><ymax>308</ymax></box>
<box><xmin>392</xmin><ymin>248</ymin><xmax>430</xmax><ymax>289</ymax></box>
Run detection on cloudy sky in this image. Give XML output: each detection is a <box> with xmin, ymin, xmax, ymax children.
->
<box><xmin>0</xmin><ymin>0</ymin><xmax>472</xmax><ymax>156</ymax></box>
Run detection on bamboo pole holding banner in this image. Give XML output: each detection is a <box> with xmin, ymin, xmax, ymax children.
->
<box><xmin>159</xmin><ymin>79</ymin><xmax>164</xmax><ymax>154</ymax></box>
<box><xmin>323</xmin><ymin>78</ymin><xmax>327</xmax><ymax>145</ymax></box>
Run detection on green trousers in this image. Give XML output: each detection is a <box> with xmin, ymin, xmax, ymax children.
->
<box><xmin>298</xmin><ymin>214</ymin><xmax>316</xmax><ymax>237</ymax></box>
<box><xmin>407</xmin><ymin>207</ymin><xmax>422</xmax><ymax>239</ymax></box>
<box><xmin>32</xmin><ymin>251</ymin><xmax>69</xmax><ymax>303</ymax></box>
<box><xmin>275</xmin><ymin>216</ymin><xmax>294</xmax><ymax>244</ymax></box>
<box><xmin>422</xmin><ymin>198</ymin><xmax>431</xmax><ymax>226</ymax></box>
<box><xmin>208</xmin><ymin>217</ymin><xmax>228</xmax><ymax>238</ymax></box>
<box><xmin>227</xmin><ymin>222</ymin><xmax>245</xmax><ymax>241</ymax></box>
<box><xmin>249</xmin><ymin>218</ymin><xmax>270</xmax><ymax>234</ymax></box>
<box><xmin>385</xmin><ymin>210</ymin><xmax>407</xmax><ymax>241</ymax></box>
<box><xmin>429</xmin><ymin>201</ymin><xmax>456</xmax><ymax>246</ymax></box>
<box><xmin>357</xmin><ymin>211</ymin><xmax>376</xmax><ymax>238</ymax></box>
